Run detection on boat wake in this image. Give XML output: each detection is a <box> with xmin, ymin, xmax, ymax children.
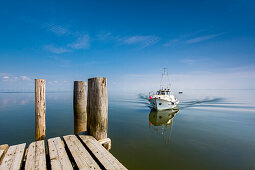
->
<box><xmin>178</xmin><ymin>97</ymin><xmax>223</xmax><ymax>110</ymax></box>
<box><xmin>138</xmin><ymin>93</ymin><xmax>226</xmax><ymax>110</ymax></box>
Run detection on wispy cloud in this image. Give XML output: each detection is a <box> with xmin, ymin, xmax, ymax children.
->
<box><xmin>20</xmin><ymin>76</ymin><xmax>31</xmax><ymax>81</ymax></box>
<box><xmin>68</xmin><ymin>35</ymin><xmax>90</xmax><ymax>49</ymax></box>
<box><xmin>122</xmin><ymin>35</ymin><xmax>159</xmax><ymax>47</ymax></box>
<box><xmin>96</xmin><ymin>32</ymin><xmax>113</xmax><ymax>41</ymax></box>
<box><xmin>45</xmin><ymin>24</ymin><xmax>69</xmax><ymax>35</ymax></box>
<box><xmin>44</xmin><ymin>45</ymin><xmax>71</xmax><ymax>54</ymax></box>
<box><xmin>181</xmin><ymin>59</ymin><xmax>195</xmax><ymax>64</ymax></box>
<box><xmin>163</xmin><ymin>32</ymin><xmax>224</xmax><ymax>47</ymax></box>
<box><xmin>43</xmin><ymin>22</ymin><xmax>90</xmax><ymax>52</ymax></box>
<box><xmin>44</xmin><ymin>35</ymin><xmax>90</xmax><ymax>54</ymax></box>
<box><xmin>1</xmin><ymin>75</ymin><xmax>32</xmax><ymax>82</ymax></box>
<box><xmin>2</xmin><ymin>76</ymin><xmax>9</xmax><ymax>80</ymax></box>
<box><xmin>163</xmin><ymin>39</ymin><xmax>180</xmax><ymax>47</ymax></box>
<box><xmin>185</xmin><ymin>33</ymin><xmax>223</xmax><ymax>44</ymax></box>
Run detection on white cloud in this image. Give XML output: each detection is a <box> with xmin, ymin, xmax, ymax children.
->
<box><xmin>122</xmin><ymin>35</ymin><xmax>159</xmax><ymax>47</ymax></box>
<box><xmin>185</xmin><ymin>33</ymin><xmax>223</xmax><ymax>44</ymax></box>
<box><xmin>20</xmin><ymin>76</ymin><xmax>31</xmax><ymax>81</ymax></box>
<box><xmin>1</xmin><ymin>75</ymin><xmax>32</xmax><ymax>82</ymax></box>
<box><xmin>44</xmin><ymin>45</ymin><xmax>71</xmax><ymax>54</ymax></box>
<box><xmin>68</xmin><ymin>35</ymin><xmax>90</xmax><ymax>49</ymax></box>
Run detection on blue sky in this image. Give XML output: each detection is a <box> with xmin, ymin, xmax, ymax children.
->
<box><xmin>0</xmin><ymin>0</ymin><xmax>255</xmax><ymax>92</ymax></box>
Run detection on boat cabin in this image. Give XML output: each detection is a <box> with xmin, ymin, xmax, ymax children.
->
<box><xmin>156</xmin><ymin>89</ymin><xmax>172</xmax><ymax>95</ymax></box>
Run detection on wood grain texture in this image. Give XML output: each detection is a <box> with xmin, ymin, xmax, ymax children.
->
<box><xmin>73</xmin><ymin>81</ymin><xmax>87</xmax><ymax>134</ymax></box>
<box><xmin>0</xmin><ymin>143</ymin><xmax>26</xmax><ymax>170</ymax></box>
<box><xmin>0</xmin><ymin>144</ymin><xmax>8</xmax><ymax>165</ymax></box>
<box><xmin>98</xmin><ymin>138</ymin><xmax>111</xmax><ymax>151</ymax></box>
<box><xmin>35</xmin><ymin>79</ymin><xmax>46</xmax><ymax>141</ymax></box>
<box><xmin>79</xmin><ymin>135</ymin><xmax>127</xmax><ymax>170</ymax></box>
<box><xmin>48</xmin><ymin>137</ymin><xmax>73</xmax><ymax>170</ymax></box>
<box><xmin>63</xmin><ymin>135</ymin><xmax>100</xmax><ymax>170</ymax></box>
<box><xmin>88</xmin><ymin>77</ymin><xmax>108</xmax><ymax>140</ymax></box>
<box><xmin>25</xmin><ymin>140</ymin><xmax>46</xmax><ymax>170</ymax></box>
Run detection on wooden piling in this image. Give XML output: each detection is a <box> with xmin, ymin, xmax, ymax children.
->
<box><xmin>35</xmin><ymin>79</ymin><xmax>46</xmax><ymax>141</ymax></box>
<box><xmin>73</xmin><ymin>81</ymin><xmax>87</xmax><ymax>134</ymax></box>
<box><xmin>88</xmin><ymin>77</ymin><xmax>108</xmax><ymax>140</ymax></box>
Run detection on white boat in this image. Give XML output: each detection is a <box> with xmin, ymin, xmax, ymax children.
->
<box><xmin>148</xmin><ymin>68</ymin><xmax>179</xmax><ymax>110</ymax></box>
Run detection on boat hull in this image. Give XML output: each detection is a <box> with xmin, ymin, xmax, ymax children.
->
<box><xmin>149</xmin><ymin>98</ymin><xmax>178</xmax><ymax>110</ymax></box>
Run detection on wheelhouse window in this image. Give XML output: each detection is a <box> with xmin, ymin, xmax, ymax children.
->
<box><xmin>157</xmin><ymin>90</ymin><xmax>171</xmax><ymax>95</ymax></box>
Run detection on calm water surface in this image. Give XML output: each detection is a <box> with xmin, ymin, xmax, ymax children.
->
<box><xmin>0</xmin><ymin>90</ymin><xmax>255</xmax><ymax>169</ymax></box>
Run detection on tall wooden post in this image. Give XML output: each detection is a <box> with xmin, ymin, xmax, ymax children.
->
<box><xmin>73</xmin><ymin>81</ymin><xmax>87</xmax><ymax>134</ymax></box>
<box><xmin>88</xmin><ymin>77</ymin><xmax>108</xmax><ymax>140</ymax></box>
<box><xmin>35</xmin><ymin>79</ymin><xmax>46</xmax><ymax>141</ymax></box>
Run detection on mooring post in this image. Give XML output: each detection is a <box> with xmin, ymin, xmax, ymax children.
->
<box><xmin>73</xmin><ymin>81</ymin><xmax>87</xmax><ymax>134</ymax></box>
<box><xmin>35</xmin><ymin>79</ymin><xmax>46</xmax><ymax>141</ymax></box>
<box><xmin>88</xmin><ymin>77</ymin><xmax>111</xmax><ymax>149</ymax></box>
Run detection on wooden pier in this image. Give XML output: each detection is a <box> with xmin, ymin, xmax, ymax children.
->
<box><xmin>0</xmin><ymin>77</ymin><xmax>127</xmax><ymax>170</ymax></box>
<box><xmin>0</xmin><ymin>134</ymin><xmax>126</xmax><ymax>170</ymax></box>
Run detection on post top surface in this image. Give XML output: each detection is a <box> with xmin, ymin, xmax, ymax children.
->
<box><xmin>88</xmin><ymin>77</ymin><xmax>106</xmax><ymax>80</ymax></box>
<box><xmin>74</xmin><ymin>81</ymin><xmax>87</xmax><ymax>83</ymax></box>
<box><xmin>35</xmin><ymin>79</ymin><xmax>46</xmax><ymax>81</ymax></box>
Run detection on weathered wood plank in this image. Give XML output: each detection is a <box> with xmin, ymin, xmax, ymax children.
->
<box><xmin>79</xmin><ymin>135</ymin><xmax>127</xmax><ymax>170</ymax></box>
<box><xmin>0</xmin><ymin>143</ymin><xmax>26</xmax><ymax>170</ymax></box>
<box><xmin>25</xmin><ymin>140</ymin><xmax>46</xmax><ymax>170</ymax></box>
<box><xmin>0</xmin><ymin>150</ymin><xmax>3</xmax><ymax>163</ymax></box>
<box><xmin>48</xmin><ymin>137</ymin><xmax>73</xmax><ymax>170</ymax></box>
<box><xmin>98</xmin><ymin>138</ymin><xmax>111</xmax><ymax>151</ymax></box>
<box><xmin>0</xmin><ymin>144</ymin><xmax>9</xmax><ymax>165</ymax></box>
<box><xmin>63</xmin><ymin>135</ymin><xmax>101</xmax><ymax>170</ymax></box>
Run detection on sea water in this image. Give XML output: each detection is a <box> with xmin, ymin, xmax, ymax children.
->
<box><xmin>0</xmin><ymin>89</ymin><xmax>254</xmax><ymax>169</ymax></box>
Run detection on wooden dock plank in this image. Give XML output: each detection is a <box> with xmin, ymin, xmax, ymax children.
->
<box><xmin>25</xmin><ymin>140</ymin><xmax>46</xmax><ymax>170</ymax></box>
<box><xmin>63</xmin><ymin>135</ymin><xmax>101</xmax><ymax>170</ymax></box>
<box><xmin>79</xmin><ymin>135</ymin><xmax>127</xmax><ymax>170</ymax></box>
<box><xmin>0</xmin><ymin>143</ymin><xmax>26</xmax><ymax>170</ymax></box>
<box><xmin>0</xmin><ymin>150</ymin><xmax>3</xmax><ymax>162</ymax></box>
<box><xmin>48</xmin><ymin>137</ymin><xmax>73</xmax><ymax>170</ymax></box>
<box><xmin>0</xmin><ymin>144</ymin><xmax>9</xmax><ymax>165</ymax></box>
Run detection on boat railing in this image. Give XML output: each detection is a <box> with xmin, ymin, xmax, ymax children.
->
<box><xmin>149</xmin><ymin>91</ymin><xmax>155</xmax><ymax>97</ymax></box>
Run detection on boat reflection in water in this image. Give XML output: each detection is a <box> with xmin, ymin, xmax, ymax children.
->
<box><xmin>149</xmin><ymin>108</ymin><xmax>179</xmax><ymax>144</ymax></box>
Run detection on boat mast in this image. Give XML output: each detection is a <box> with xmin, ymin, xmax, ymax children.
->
<box><xmin>160</xmin><ymin>67</ymin><xmax>171</xmax><ymax>90</ymax></box>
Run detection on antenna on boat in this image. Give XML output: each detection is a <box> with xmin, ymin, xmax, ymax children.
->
<box><xmin>160</xmin><ymin>67</ymin><xmax>171</xmax><ymax>90</ymax></box>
